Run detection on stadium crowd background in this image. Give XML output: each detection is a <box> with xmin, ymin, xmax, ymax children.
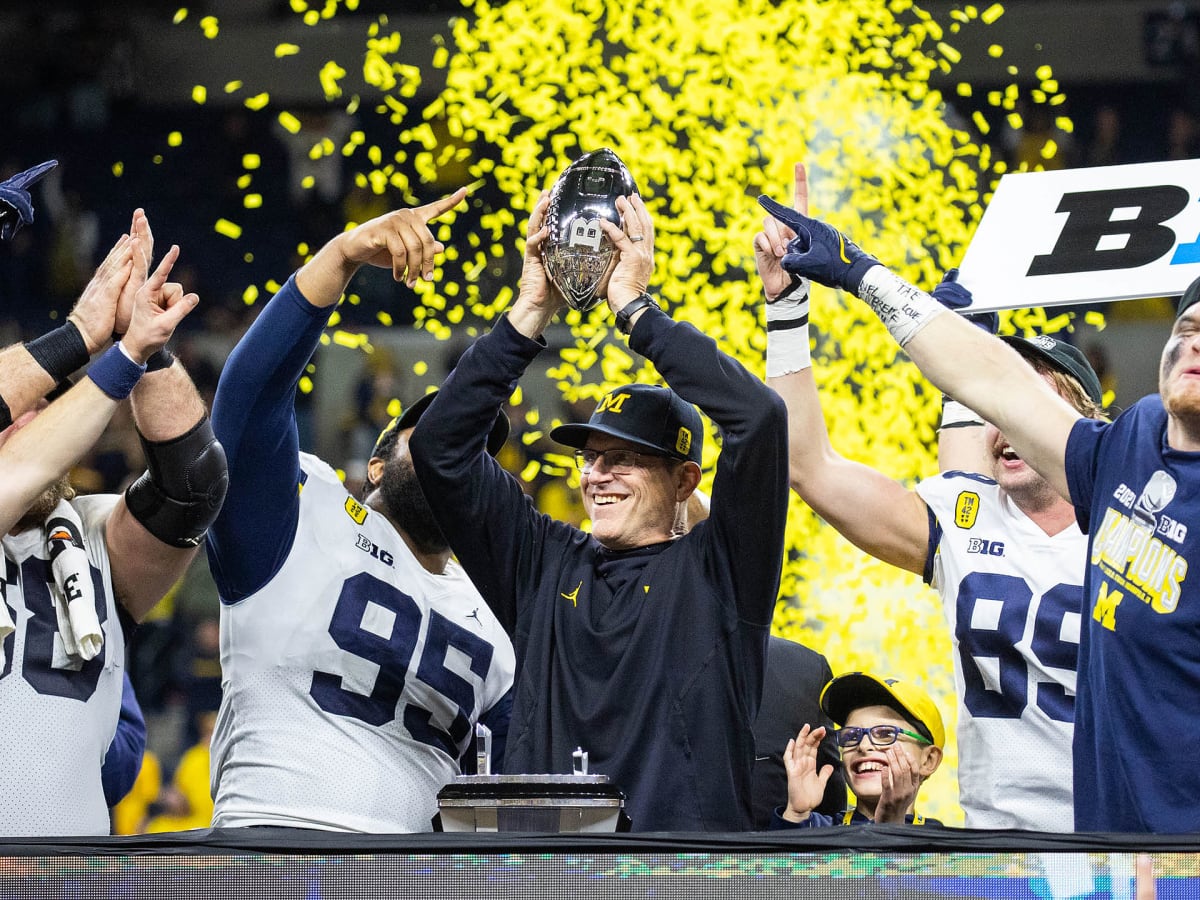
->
<box><xmin>2</xmin><ymin>0</ymin><xmax>1200</xmax><ymax>830</ymax></box>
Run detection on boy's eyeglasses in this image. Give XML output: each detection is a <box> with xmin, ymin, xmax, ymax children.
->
<box><xmin>834</xmin><ymin>724</ymin><xmax>932</xmax><ymax>749</ymax></box>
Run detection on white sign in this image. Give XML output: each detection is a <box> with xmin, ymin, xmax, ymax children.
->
<box><xmin>955</xmin><ymin>158</ymin><xmax>1200</xmax><ymax>312</ymax></box>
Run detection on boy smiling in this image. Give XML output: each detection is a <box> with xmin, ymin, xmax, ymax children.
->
<box><xmin>773</xmin><ymin>673</ymin><xmax>944</xmax><ymax>827</ymax></box>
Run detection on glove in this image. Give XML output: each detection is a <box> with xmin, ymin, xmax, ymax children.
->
<box><xmin>931</xmin><ymin>268</ymin><xmax>998</xmax><ymax>334</ymax></box>
<box><xmin>757</xmin><ymin>195</ymin><xmax>880</xmax><ymax>294</ymax></box>
<box><xmin>0</xmin><ymin>159</ymin><xmax>57</xmax><ymax>241</ymax></box>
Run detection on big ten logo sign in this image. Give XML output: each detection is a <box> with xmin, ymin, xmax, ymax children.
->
<box><xmin>1028</xmin><ymin>185</ymin><xmax>1200</xmax><ymax>276</ymax></box>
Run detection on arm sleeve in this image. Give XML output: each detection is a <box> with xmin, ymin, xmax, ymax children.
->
<box><xmin>629</xmin><ymin>308</ymin><xmax>789</xmax><ymax>627</ymax></box>
<box><xmin>207</xmin><ymin>274</ymin><xmax>331</xmax><ymax>601</ymax></box>
<box><xmin>101</xmin><ymin>674</ymin><xmax>146</xmax><ymax>807</ymax></box>
<box><xmin>1066</xmin><ymin>415</ymin><xmax>1107</xmax><ymax>533</ymax></box>
<box><xmin>410</xmin><ymin>317</ymin><xmax>568</xmax><ymax>633</ymax></box>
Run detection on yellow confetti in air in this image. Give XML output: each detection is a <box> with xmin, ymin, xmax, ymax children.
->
<box><xmin>277</xmin><ymin>111</ymin><xmax>302</xmax><ymax>134</ymax></box>
<box><xmin>214</xmin><ymin>218</ymin><xmax>242</xmax><ymax>239</ymax></box>
<box><xmin>299</xmin><ymin>376</ymin><xmax>314</xmax><ymax>394</ymax></box>
<box><xmin>1085</xmin><ymin>310</ymin><xmax>1107</xmax><ymax>330</ymax></box>
<box><xmin>244</xmin><ymin>194</ymin><xmax>263</xmax><ymax>209</ymax></box>
<box><xmin>167</xmin><ymin>131</ymin><xmax>183</xmax><ymax>147</ymax></box>
<box><xmin>173</xmin><ymin>8</ymin><xmax>188</xmax><ymax>24</ymax></box>
<box><xmin>242</xmin><ymin>284</ymin><xmax>259</xmax><ymax>305</ymax></box>
<box><xmin>244</xmin><ymin>93</ymin><xmax>270</xmax><ymax>111</ymax></box>
<box><xmin>191</xmin><ymin>85</ymin><xmax>207</xmax><ymax>105</ymax></box>
<box><xmin>225</xmin><ymin>81</ymin><xmax>243</xmax><ymax>93</ymax></box>
<box><xmin>199</xmin><ymin>15</ymin><xmax>218</xmax><ymax>39</ymax></box>
<box><xmin>111</xmin><ymin>162</ymin><xmax>124</xmax><ymax>177</ymax></box>
<box><xmin>320</xmin><ymin>60</ymin><xmax>348</xmax><ymax>99</ymax></box>
<box><xmin>242</xmin><ymin>154</ymin><xmax>261</xmax><ymax>170</ymax></box>
<box><xmin>178</xmin><ymin>0</ymin><xmax>1082</xmax><ymax>827</ymax></box>
<box><xmin>275</xmin><ymin>43</ymin><xmax>301</xmax><ymax>58</ymax></box>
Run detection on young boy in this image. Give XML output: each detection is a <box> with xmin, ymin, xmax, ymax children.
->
<box><xmin>773</xmin><ymin>672</ymin><xmax>944</xmax><ymax>827</ymax></box>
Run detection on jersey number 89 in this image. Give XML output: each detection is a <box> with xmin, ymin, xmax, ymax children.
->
<box><xmin>955</xmin><ymin>572</ymin><xmax>1078</xmax><ymax>722</ymax></box>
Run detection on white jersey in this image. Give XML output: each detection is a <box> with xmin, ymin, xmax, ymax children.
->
<box><xmin>211</xmin><ymin>454</ymin><xmax>515</xmax><ymax>832</ymax></box>
<box><xmin>917</xmin><ymin>473</ymin><xmax>1082</xmax><ymax>831</ymax></box>
<box><xmin>0</xmin><ymin>494</ymin><xmax>124</xmax><ymax>836</ymax></box>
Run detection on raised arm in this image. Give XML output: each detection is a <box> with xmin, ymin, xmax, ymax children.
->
<box><xmin>759</xmin><ymin>165</ymin><xmax>930</xmax><ymax>574</ymax></box>
<box><xmin>209</xmin><ymin>189</ymin><xmax>468</xmax><ymax>601</ymax></box>
<box><xmin>103</xmin><ymin>244</ymin><xmax>220</xmax><ymax>621</ymax></box>
<box><xmin>758</xmin><ymin>195</ymin><xmax>1080</xmax><ymax>501</ymax></box>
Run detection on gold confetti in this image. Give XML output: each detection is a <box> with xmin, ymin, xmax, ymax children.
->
<box><xmin>277</xmin><ymin>111</ymin><xmax>302</xmax><ymax>134</ymax></box>
<box><xmin>214</xmin><ymin>218</ymin><xmax>242</xmax><ymax>239</ymax></box>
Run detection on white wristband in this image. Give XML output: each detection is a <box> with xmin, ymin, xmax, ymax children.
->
<box><xmin>939</xmin><ymin>398</ymin><xmax>984</xmax><ymax>430</ymax></box>
<box><xmin>856</xmin><ymin>266</ymin><xmax>947</xmax><ymax>347</ymax></box>
<box><xmin>765</xmin><ymin>277</ymin><xmax>811</xmax><ymax>377</ymax></box>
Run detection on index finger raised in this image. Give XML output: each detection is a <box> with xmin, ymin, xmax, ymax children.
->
<box><xmin>417</xmin><ymin>186</ymin><xmax>469</xmax><ymax>224</ymax></box>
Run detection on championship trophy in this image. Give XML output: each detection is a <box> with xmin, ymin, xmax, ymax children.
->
<box><xmin>435</xmin><ymin>727</ymin><xmax>630</xmax><ymax>833</ymax></box>
<box><xmin>542</xmin><ymin>148</ymin><xmax>639</xmax><ymax>312</ymax></box>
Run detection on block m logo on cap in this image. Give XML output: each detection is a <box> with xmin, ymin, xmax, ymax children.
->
<box><xmin>596</xmin><ymin>391</ymin><xmax>630</xmax><ymax>415</ymax></box>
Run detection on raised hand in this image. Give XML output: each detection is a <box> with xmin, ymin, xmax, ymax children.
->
<box><xmin>930</xmin><ymin>268</ymin><xmax>998</xmax><ymax>334</ymax></box>
<box><xmin>114</xmin><ymin>208</ymin><xmax>154</xmax><ymax>337</ymax></box>
<box><xmin>757</xmin><ymin>195</ymin><xmax>880</xmax><ymax>295</ymax></box>
<box><xmin>516</xmin><ymin>190</ymin><xmax>565</xmax><ymax>311</ymax></box>
<box><xmin>122</xmin><ymin>245</ymin><xmax>198</xmax><ymax>364</ymax></box>
<box><xmin>68</xmin><ymin>232</ymin><xmax>136</xmax><ymax>353</ymax></box>
<box><xmin>599</xmin><ymin>193</ymin><xmax>654</xmax><ymax>308</ymax></box>
<box><xmin>873</xmin><ymin>745</ymin><xmax>922</xmax><ymax>824</ymax></box>
<box><xmin>781</xmin><ymin>724</ymin><xmax>835</xmax><ymax>823</ymax></box>
<box><xmin>337</xmin><ymin>187</ymin><xmax>468</xmax><ymax>287</ymax></box>
<box><xmin>754</xmin><ymin>163</ymin><xmax>808</xmax><ymax>300</ymax></box>
<box><xmin>0</xmin><ymin>159</ymin><xmax>56</xmax><ymax>241</ymax></box>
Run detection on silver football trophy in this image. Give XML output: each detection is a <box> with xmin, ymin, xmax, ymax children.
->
<box><xmin>435</xmin><ymin>733</ymin><xmax>629</xmax><ymax>832</ymax></box>
<box><xmin>542</xmin><ymin>148</ymin><xmax>639</xmax><ymax>312</ymax></box>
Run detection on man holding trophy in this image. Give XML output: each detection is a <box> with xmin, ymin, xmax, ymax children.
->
<box><xmin>411</xmin><ymin>151</ymin><xmax>788</xmax><ymax>831</ymax></box>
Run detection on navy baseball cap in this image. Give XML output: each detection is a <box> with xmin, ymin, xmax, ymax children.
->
<box><xmin>550</xmin><ymin>383</ymin><xmax>703</xmax><ymax>464</ymax></box>
<box><xmin>1178</xmin><ymin>274</ymin><xmax>1200</xmax><ymax>321</ymax></box>
<box><xmin>371</xmin><ymin>390</ymin><xmax>509</xmax><ymax>460</ymax></box>
<box><xmin>1000</xmin><ymin>334</ymin><xmax>1103</xmax><ymax>405</ymax></box>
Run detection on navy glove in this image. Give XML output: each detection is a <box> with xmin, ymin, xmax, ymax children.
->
<box><xmin>931</xmin><ymin>268</ymin><xmax>998</xmax><ymax>334</ymax></box>
<box><xmin>0</xmin><ymin>159</ymin><xmax>57</xmax><ymax>241</ymax></box>
<box><xmin>757</xmin><ymin>195</ymin><xmax>880</xmax><ymax>294</ymax></box>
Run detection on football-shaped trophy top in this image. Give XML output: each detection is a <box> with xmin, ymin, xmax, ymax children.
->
<box><xmin>542</xmin><ymin>148</ymin><xmax>640</xmax><ymax>312</ymax></box>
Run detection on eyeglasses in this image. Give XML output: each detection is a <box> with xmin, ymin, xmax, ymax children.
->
<box><xmin>834</xmin><ymin>725</ymin><xmax>932</xmax><ymax>749</ymax></box>
<box><xmin>574</xmin><ymin>448</ymin><xmax>669</xmax><ymax>474</ymax></box>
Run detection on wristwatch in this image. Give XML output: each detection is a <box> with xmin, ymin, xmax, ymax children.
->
<box><xmin>614</xmin><ymin>293</ymin><xmax>661</xmax><ymax>335</ymax></box>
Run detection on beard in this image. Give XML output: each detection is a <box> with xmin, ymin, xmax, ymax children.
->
<box><xmin>13</xmin><ymin>476</ymin><xmax>74</xmax><ymax>533</ymax></box>
<box><xmin>376</xmin><ymin>455</ymin><xmax>449</xmax><ymax>556</ymax></box>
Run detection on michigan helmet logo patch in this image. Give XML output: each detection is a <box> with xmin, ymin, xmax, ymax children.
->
<box><xmin>675</xmin><ymin>427</ymin><xmax>692</xmax><ymax>457</ymax></box>
<box><xmin>596</xmin><ymin>391</ymin><xmax>629</xmax><ymax>414</ymax></box>
<box><xmin>954</xmin><ymin>491</ymin><xmax>980</xmax><ymax>529</ymax></box>
<box><xmin>344</xmin><ymin>497</ymin><xmax>368</xmax><ymax>525</ymax></box>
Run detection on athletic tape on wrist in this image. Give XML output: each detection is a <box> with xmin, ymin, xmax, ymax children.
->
<box><xmin>856</xmin><ymin>266</ymin><xmax>947</xmax><ymax>347</ymax></box>
<box><xmin>765</xmin><ymin>277</ymin><xmax>811</xmax><ymax>377</ymax></box>
<box><xmin>25</xmin><ymin>320</ymin><xmax>90</xmax><ymax>382</ymax></box>
<box><xmin>939</xmin><ymin>398</ymin><xmax>984</xmax><ymax>430</ymax></box>
<box><xmin>87</xmin><ymin>342</ymin><xmax>146</xmax><ymax>400</ymax></box>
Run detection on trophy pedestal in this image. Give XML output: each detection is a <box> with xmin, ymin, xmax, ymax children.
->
<box><xmin>435</xmin><ymin>774</ymin><xmax>629</xmax><ymax>833</ymax></box>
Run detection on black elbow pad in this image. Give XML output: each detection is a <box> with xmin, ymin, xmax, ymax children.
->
<box><xmin>125</xmin><ymin>415</ymin><xmax>229</xmax><ymax>548</ymax></box>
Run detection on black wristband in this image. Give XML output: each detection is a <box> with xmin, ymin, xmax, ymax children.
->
<box><xmin>145</xmin><ymin>347</ymin><xmax>176</xmax><ymax>372</ymax></box>
<box><xmin>614</xmin><ymin>293</ymin><xmax>661</xmax><ymax>335</ymax></box>
<box><xmin>25</xmin><ymin>320</ymin><xmax>90</xmax><ymax>382</ymax></box>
